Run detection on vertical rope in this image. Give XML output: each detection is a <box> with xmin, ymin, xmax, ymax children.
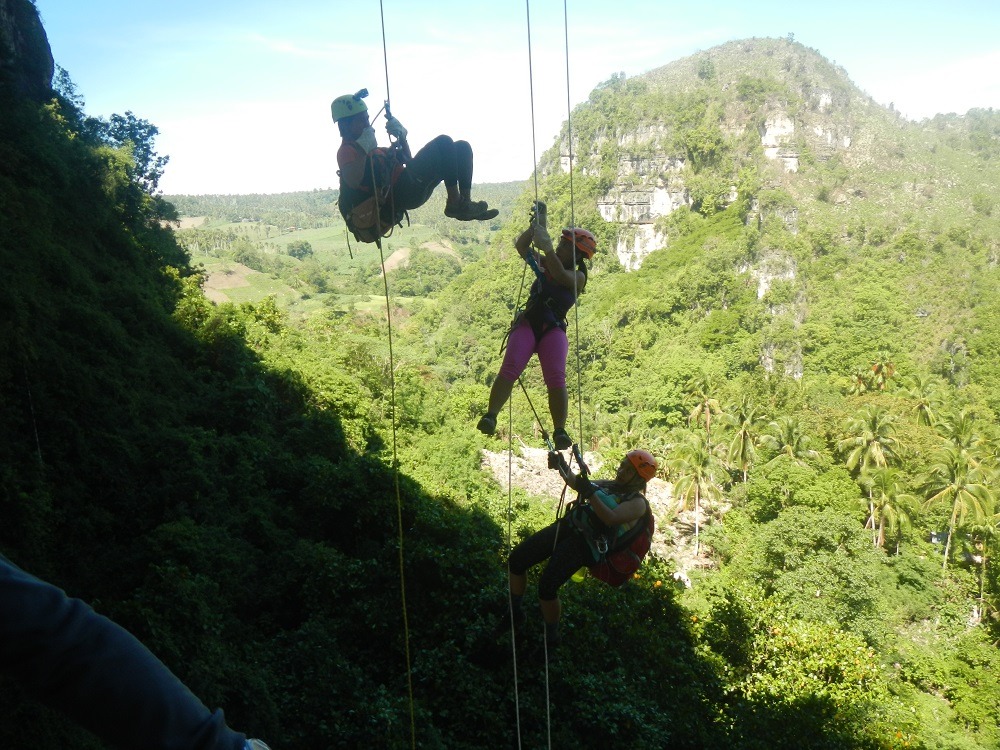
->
<box><xmin>375</xmin><ymin>4</ymin><xmax>415</xmax><ymax>747</ymax></box>
<box><xmin>377</xmin><ymin>238</ymin><xmax>416</xmax><ymax>750</ymax></box>
<box><xmin>499</xmin><ymin>1</ymin><xmax>548</xmax><ymax>747</ymax></box>
<box><xmin>525</xmin><ymin>0</ymin><xmax>541</xmax><ymax>206</ymax></box>
<box><xmin>508</xmin><ymin>3</ymin><xmax>582</xmax><ymax>746</ymax></box>
<box><xmin>562</xmin><ymin>0</ymin><xmax>585</xmax><ymax>457</ymax></box>
<box><xmin>523</xmin><ymin>4</ymin><xmax>554</xmax><ymax>748</ymax></box>
<box><xmin>504</xmin><ymin>378</ymin><xmax>523</xmax><ymax>750</ymax></box>
<box><xmin>379</xmin><ymin>0</ymin><xmax>391</xmax><ymax>106</ymax></box>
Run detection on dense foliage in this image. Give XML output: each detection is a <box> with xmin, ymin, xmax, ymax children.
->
<box><xmin>4</xmin><ymin>21</ymin><xmax>1000</xmax><ymax>749</ymax></box>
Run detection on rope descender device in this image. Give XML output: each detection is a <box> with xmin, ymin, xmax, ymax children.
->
<box><xmin>525</xmin><ymin>200</ymin><xmax>548</xmax><ymax>282</ymax></box>
<box><xmin>571</xmin><ymin>443</ymin><xmax>589</xmax><ymax>477</ymax></box>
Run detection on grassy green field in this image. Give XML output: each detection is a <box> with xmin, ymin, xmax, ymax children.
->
<box><xmin>191</xmin><ymin>251</ymin><xmax>427</xmax><ymax>320</ymax></box>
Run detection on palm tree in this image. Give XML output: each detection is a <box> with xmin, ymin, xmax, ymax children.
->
<box><xmin>936</xmin><ymin>407</ymin><xmax>983</xmax><ymax>457</ymax></box>
<box><xmin>869</xmin><ymin>351</ymin><xmax>897</xmax><ymax>391</ymax></box>
<box><xmin>904</xmin><ymin>373</ymin><xmax>943</xmax><ymax>427</ymax></box>
<box><xmin>836</xmin><ymin>405</ymin><xmax>900</xmax><ymax>476</ymax></box>
<box><xmin>667</xmin><ymin>430</ymin><xmax>726</xmax><ymax>556</ymax></box>
<box><xmin>846</xmin><ymin>367</ymin><xmax>871</xmax><ymax>395</ymax></box>
<box><xmin>686</xmin><ymin>372</ymin><xmax>722</xmax><ymax>446</ymax></box>
<box><xmin>921</xmin><ymin>445</ymin><xmax>995</xmax><ymax>570</ymax></box>
<box><xmin>723</xmin><ymin>395</ymin><xmax>767</xmax><ymax>482</ymax></box>
<box><xmin>759</xmin><ymin>415</ymin><xmax>820</xmax><ymax>467</ymax></box>
<box><xmin>859</xmin><ymin>467</ymin><xmax>918</xmax><ymax>551</ymax></box>
<box><xmin>966</xmin><ymin>515</ymin><xmax>999</xmax><ymax>623</ymax></box>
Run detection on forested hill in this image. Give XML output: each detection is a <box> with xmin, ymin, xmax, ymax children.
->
<box><xmin>6</xmin><ymin>0</ymin><xmax>1000</xmax><ymax>746</ymax></box>
<box><xmin>1</xmin><ymin>3</ymin><xmax>532</xmax><ymax>748</ymax></box>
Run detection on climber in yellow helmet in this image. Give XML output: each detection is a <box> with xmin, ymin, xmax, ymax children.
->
<box><xmin>332</xmin><ymin>90</ymin><xmax>498</xmax><ymax>241</ymax></box>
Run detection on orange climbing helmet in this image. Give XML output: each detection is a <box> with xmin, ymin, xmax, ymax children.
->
<box><xmin>561</xmin><ymin>227</ymin><xmax>597</xmax><ymax>259</ymax></box>
<box><xmin>626</xmin><ymin>449</ymin><xmax>657</xmax><ymax>481</ymax></box>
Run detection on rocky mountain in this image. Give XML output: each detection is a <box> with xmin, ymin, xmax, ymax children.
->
<box><xmin>541</xmin><ymin>37</ymin><xmax>999</xmax><ymax>272</ymax></box>
<box><xmin>0</xmin><ymin>0</ymin><xmax>52</xmax><ymax>102</ymax></box>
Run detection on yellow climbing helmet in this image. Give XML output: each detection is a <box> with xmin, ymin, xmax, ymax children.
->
<box><xmin>331</xmin><ymin>89</ymin><xmax>369</xmax><ymax>122</ymax></box>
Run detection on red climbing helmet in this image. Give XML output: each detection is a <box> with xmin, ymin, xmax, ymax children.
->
<box><xmin>561</xmin><ymin>227</ymin><xmax>597</xmax><ymax>259</ymax></box>
<box><xmin>626</xmin><ymin>449</ymin><xmax>657</xmax><ymax>481</ymax></box>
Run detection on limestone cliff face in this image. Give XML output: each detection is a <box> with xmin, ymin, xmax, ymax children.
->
<box><xmin>0</xmin><ymin>0</ymin><xmax>53</xmax><ymax>101</ymax></box>
<box><xmin>544</xmin><ymin>38</ymin><xmax>887</xmax><ymax>271</ymax></box>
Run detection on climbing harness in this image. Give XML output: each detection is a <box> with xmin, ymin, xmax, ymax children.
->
<box><xmin>340</xmin><ymin>142</ymin><xmax>408</xmax><ymax>247</ymax></box>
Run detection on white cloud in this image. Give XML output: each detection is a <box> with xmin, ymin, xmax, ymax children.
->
<box><xmin>864</xmin><ymin>50</ymin><xmax>1000</xmax><ymax>119</ymax></box>
<box><xmin>156</xmin><ymin>100</ymin><xmax>339</xmax><ymax>195</ymax></box>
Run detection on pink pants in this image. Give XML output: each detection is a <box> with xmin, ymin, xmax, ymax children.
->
<box><xmin>498</xmin><ymin>320</ymin><xmax>568</xmax><ymax>389</ymax></box>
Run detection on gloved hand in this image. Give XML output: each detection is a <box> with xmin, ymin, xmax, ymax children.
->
<box><xmin>356</xmin><ymin>126</ymin><xmax>378</xmax><ymax>154</ymax></box>
<box><xmin>386</xmin><ymin>116</ymin><xmax>407</xmax><ymax>140</ymax></box>
<box><xmin>548</xmin><ymin>451</ymin><xmax>575</xmax><ymax>486</ymax></box>
<box><xmin>575</xmin><ymin>475</ymin><xmax>597</xmax><ymax>498</ymax></box>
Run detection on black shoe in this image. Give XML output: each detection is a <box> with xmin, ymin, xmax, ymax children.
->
<box><xmin>477</xmin><ymin>413</ymin><xmax>497</xmax><ymax>436</ymax></box>
<box><xmin>446</xmin><ymin>199</ymin><xmax>498</xmax><ymax>221</ymax></box>
<box><xmin>553</xmin><ymin>428</ymin><xmax>572</xmax><ymax>450</ymax></box>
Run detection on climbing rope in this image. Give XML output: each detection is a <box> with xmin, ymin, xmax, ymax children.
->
<box><xmin>379</xmin><ymin>0</ymin><xmax>391</xmax><ymax>110</ymax></box>
<box><xmin>509</xmin><ymin>1</ymin><xmax>587</xmax><ymax>746</ymax></box>
<box><xmin>373</xmin><ymin>2</ymin><xmax>416</xmax><ymax>747</ymax></box>
<box><xmin>376</xmin><ymin>237</ymin><xmax>415</xmax><ymax>750</ymax></box>
<box><xmin>562</xmin><ymin>0</ymin><xmax>585</xmax><ymax>456</ymax></box>
<box><xmin>506</xmin><ymin>0</ymin><xmax>585</xmax><ymax>746</ymax></box>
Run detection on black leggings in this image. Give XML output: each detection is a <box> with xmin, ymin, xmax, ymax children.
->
<box><xmin>393</xmin><ymin>135</ymin><xmax>474</xmax><ymax>210</ymax></box>
<box><xmin>509</xmin><ymin>518</ymin><xmax>593</xmax><ymax>601</ymax></box>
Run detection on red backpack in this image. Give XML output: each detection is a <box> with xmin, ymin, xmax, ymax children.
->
<box><xmin>589</xmin><ymin>501</ymin><xmax>654</xmax><ymax>586</ymax></box>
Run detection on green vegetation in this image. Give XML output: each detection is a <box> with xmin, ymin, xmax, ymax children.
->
<box><xmin>5</xmin><ymin>22</ymin><xmax>1000</xmax><ymax>749</ymax></box>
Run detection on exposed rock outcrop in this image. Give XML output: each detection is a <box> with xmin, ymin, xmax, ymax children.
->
<box><xmin>0</xmin><ymin>0</ymin><xmax>53</xmax><ymax>101</ymax></box>
<box><xmin>548</xmin><ymin>38</ymin><xmax>880</xmax><ymax>271</ymax></box>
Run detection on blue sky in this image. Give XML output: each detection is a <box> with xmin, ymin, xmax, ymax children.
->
<box><xmin>33</xmin><ymin>0</ymin><xmax>1000</xmax><ymax>195</ymax></box>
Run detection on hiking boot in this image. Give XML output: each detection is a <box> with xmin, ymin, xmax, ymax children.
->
<box><xmin>477</xmin><ymin>413</ymin><xmax>497</xmax><ymax>436</ymax></box>
<box><xmin>553</xmin><ymin>428</ymin><xmax>572</xmax><ymax>450</ymax></box>
<box><xmin>445</xmin><ymin>199</ymin><xmax>499</xmax><ymax>221</ymax></box>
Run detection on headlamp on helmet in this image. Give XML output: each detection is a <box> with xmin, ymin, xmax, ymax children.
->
<box><xmin>331</xmin><ymin>88</ymin><xmax>370</xmax><ymax>122</ymax></box>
